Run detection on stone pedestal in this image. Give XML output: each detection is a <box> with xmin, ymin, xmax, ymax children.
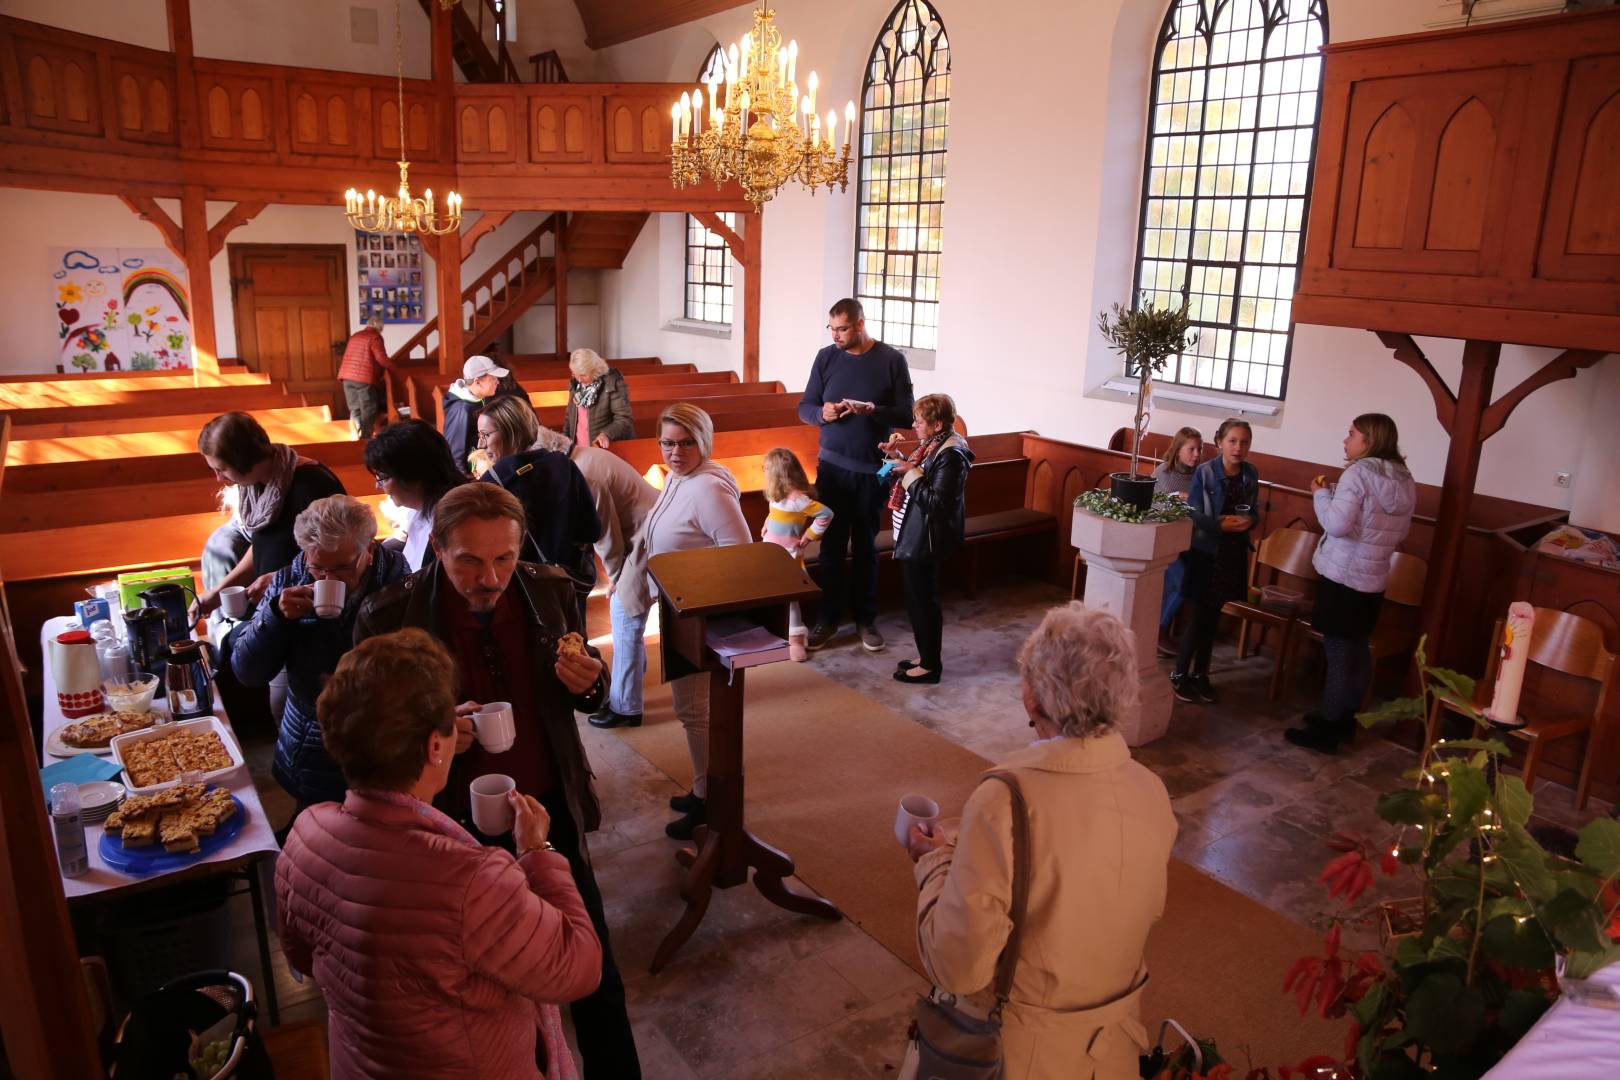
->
<box><xmin>1070</xmin><ymin>509</ymin><xmax>1193</xmax><ymax>746</ymax></box>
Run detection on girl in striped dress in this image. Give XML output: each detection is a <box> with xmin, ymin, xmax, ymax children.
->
<box><xmin>761</xmin><ymin>448</ymin><xmax>834</xmax><ymax>660</ymax></box>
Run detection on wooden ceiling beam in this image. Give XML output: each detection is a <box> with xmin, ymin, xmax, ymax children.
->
<box><xmin>575</xmin><ymin>0</ymin><xmax>757</xmax><ymax>50</ymax></box>
<box><xmin>207</xmin><ymin>201</ymin><xmax>267</xmax><ymax>258</ymax></box>
<box><xmin>119</xmin><ymin>195</ymin><xmax>186</xmax><ymax>262</ymax></box>
<box><xmin>1479</xmin><ymin>348</ymin><xmax>1609</xmax><ymax>441</ymax></box>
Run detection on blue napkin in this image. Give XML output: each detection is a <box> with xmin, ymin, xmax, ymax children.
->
<box><xmin>40</xmin><ymin>754</ymin><xmax>124</xmax><ymax>792</ymax></box>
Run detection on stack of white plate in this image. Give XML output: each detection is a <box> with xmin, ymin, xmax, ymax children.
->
<box><xmin>77</xmin><ymin>780</ymin><xmax>126</xmax><ymax>825</ymax></box>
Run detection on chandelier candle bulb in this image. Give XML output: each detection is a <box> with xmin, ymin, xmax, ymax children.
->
<box><xmin>788</xmin><ymin>40</ymin><xmax>798</xmax><ymax>84</ymax></box>
<box><xmin>826</xmin><ymin>110</ymin><xmax>836</xmax><ymax>148</ymax></box>
<box><xmin>671</xmin><ymin>103</ymin><xmax>681</xmax><ymax>142</ymax></box>
<box><xmin>808</xmin><ymin>71</ymin><xmax>818</xmax><ymax>114</ymax></box>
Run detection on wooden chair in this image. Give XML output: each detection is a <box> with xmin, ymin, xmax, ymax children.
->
<box><xmin>1426</xmin><ymin>607</ymin><xmax>1616</xmax><ymax>809</ymax></box>
<box><xmin>1280</xmin><ymin>551</ymin><xmax>1428</xmax><ymax>703</ymax></box>
<box><xmin>1220</xmin><ymin>527</ymin><xmax>1321</xmax><ymax>699</ymax></box>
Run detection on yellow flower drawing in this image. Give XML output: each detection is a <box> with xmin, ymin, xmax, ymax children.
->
<box><xmin>58</xmin><ymin>282</ymin><xmax>83</xmax><ymax>304</ymax></box>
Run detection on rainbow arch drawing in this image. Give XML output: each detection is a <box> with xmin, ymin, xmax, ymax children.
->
<box><xmin>122</xmin><ymin>267</ymin><xmax>190</xmax><ymax>320</ymax></box>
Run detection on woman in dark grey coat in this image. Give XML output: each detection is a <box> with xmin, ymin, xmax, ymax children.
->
<box><xmin>563</xmin><ymin>347</ymin><xmax>635</xmax><ymax>448</ymax></box>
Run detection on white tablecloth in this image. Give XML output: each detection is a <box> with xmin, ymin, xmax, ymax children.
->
<box><xmin>1483</xmin><ymin>961</ymin><xmax>1620</xmax><ymax>1077</ymax></box>
<box><xmin>40</xmin><ymin>616</ymin><xmax>280</xmax><ymax>899</ymax></box>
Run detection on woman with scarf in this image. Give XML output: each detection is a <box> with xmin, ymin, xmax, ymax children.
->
<box><xmin>195</xmin><ymin>411</ymin><xmax>345</xmax><ymax>615</ymax></box>
<box><xmin>885</xmin><ymin>393</ymin><xmax>973</xmax><ymax>685</ymax></box>
<box><xmin>563</xmin><ymin>348</ymin><xmax>635</xmax><ymax>449</ymax></box>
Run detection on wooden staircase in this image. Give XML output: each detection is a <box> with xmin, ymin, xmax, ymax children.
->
<box><xmin>415</xmin><ymin>0</ymin><xmax>519</xmax><ymax>83</ymax></box>
<box><xmin>391</xmin><ymin>211</ymin><xmax>648</xmax><ymax>371</ymax></box>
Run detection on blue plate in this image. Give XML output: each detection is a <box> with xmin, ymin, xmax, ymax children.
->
<box><xmin>98</xmin><ymin>794</ymin><xmax>247</xmax><ymax>875</ymax></box>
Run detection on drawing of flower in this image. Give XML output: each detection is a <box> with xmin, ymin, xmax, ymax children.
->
<box><xmin>167</xmin><ymin>332</ymin><xmax>187</xmax><ymax>350</ymax></box>
<box><xmin>144</xmin><ymin>305</ymin><xmax>161</xmax><ymax>316</ymax></box>
<box><xmin>58</xmin><ymin>282</ymin><xmax>83</xmax><ymax>304</ymax></box>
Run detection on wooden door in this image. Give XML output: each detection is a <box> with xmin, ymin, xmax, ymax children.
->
<box><xmin>228</xmin><ymin>244</ymin><xmax>348</xmax><ymax>407</ymax></box>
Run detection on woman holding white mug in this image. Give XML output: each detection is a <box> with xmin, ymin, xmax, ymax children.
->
<box><xmin>229</xmin><ymin>495</ymin><xmax>407</xmax><ymax>822</ymax></box>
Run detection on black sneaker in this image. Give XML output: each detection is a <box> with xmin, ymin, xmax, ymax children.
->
<box><xmin>1284</xmin><ymin>723</ymin><xmax>1342</xmax><ymax>754</ymax></box>
<box><xmin>665</xmin><ymin>799</ymin><xmax>706</xmax><ymax>839</ymax></box>
<box><xmin>1169</xmin><ymin>673</ymin><xmax>1197</xmax><ymax>704</ymax></box>
<box><xmin>807</xmin><ymin>624</ymin><xmax>838</xmax><ymax>651</ymax></box>
<box><xmin>1193</xmin><ymin>676</ymin><xmax>1218</xmax><ymax>704</ymax></box>
<box><xmin>669</xmin><ymin>790</ymin><xmax>701</xmax><ymax>812</ymax></box>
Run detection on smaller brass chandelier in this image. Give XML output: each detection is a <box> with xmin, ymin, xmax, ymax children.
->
<box><xmin>345</xmin><ymin>0</ymin><xmax>463</xmax><ymax>236</ymax></box>
<box><xmin>670</xmin><ymin>4</ymin><xmax>855</xmax><ymax>211</ymax></box>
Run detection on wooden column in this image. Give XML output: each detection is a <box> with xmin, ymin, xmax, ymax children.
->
<box><xmin>554</xmin><ymin>213</ymin><xmax>569</xmax><ymax>356</ymax></box>
<box><xmin>166</xmin><ymin>0</ymin><xmax>200</xmax><ymax>151</ymax></box>
<box><xmin>436</xmin><ymin>229</ymin><xmax>464</xmax><ymax>377</ymax></box>
<box><xmin>180</xmin><ymin>185</ymin><xmax>220</xmax><ymax>375</ymax></box>
<box><xmin>741</xmin><ymin>211</ymin><xmax>762</xmax><ymax>384</ymax></box>
<box><xmin>1419</xmin><ymin>339</ymin><xmax>1499</xmax><ymax>665</ymax></box>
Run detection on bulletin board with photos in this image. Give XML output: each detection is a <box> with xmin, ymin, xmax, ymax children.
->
<box><xmin>355</xmin><ymin>231</ymin><xmax>426</xmax><ymax>324</ymax></box>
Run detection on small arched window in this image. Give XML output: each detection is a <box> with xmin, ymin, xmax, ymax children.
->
<box><xmin>684</xmin><ymin>45</ymin><xmax>737</xmax><ymax>324</ymax></box>
<box><xmin>854</xmin><ymin>1</ymin><xmax>950</xmax><ymax>351</ymax></box>
<box><xmin>1133</xmin><ymin>0</ymin><xmax>1327</xmax><ymax>399</ymax></box>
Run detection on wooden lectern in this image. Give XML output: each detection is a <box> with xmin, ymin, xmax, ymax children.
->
<box><xmin>646</xmin><ymin>542</ymin><xmax>841</xmax><ymax>972</ymax></box>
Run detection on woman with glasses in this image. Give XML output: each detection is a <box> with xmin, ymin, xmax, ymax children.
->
<box><xmin>607</xmin><ymin>403</ymin><xmax>751</xmax><ymax>839</ymax></box>
<box><xmin>477</xmin><ymin>396</ymin><xmax>603</xmax><ymax>628</ymax></box>
<box><xmin>228</xmin><ymin>495</ymin><xmax>409</xmax><ymax>831</ymax></box>
<box><xmin>364</xmin><ymin>419</ymin><xmax>467</xmax><ymax>572</ymax></box>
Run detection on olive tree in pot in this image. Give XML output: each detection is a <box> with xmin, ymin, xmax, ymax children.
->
<box><xmin>1097</xmin><ymin>298</ymin><xmax>1196</xmax><ymax>511</ymax></box>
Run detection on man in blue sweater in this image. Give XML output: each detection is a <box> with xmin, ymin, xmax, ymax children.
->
<box><xmin>797</xmin><ymin>298</ymin><xmax>915</xmax><ymax>651</ymax></box>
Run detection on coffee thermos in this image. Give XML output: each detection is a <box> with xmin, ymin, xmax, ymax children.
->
<box><xmin>123</xmin><ymin>606</ymin><xmax>171</xmax><ymax>677</ymax></box>
<box><xmin>164</xmin><ymin>639</ymin><xmax>216</xmax><ymax>720</ymax></box>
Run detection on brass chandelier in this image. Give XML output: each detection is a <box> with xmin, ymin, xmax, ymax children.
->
<box><xmin>670</xmin><ymin>4</ymin><xmax>855</xmax><ymax>212</ymax></box>
<box><xmin>344</xmin><ymin>0</ymin><xmax>463</xmax><ymax>236</ymax></box>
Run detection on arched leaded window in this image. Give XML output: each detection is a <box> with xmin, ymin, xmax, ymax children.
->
<box><xmin>855</xmin><ymin>1</ymin><xmax>950</xmax><ymax>351</ymax></box>
<box><xmin>1134</xmin><ymin>0</ymin><xmax>1327</xmax><ymax>399</ymax></box>
<box><xmin>684</xmin><ymin>45</ymin><xmax>736</xmax><ymax>324</ymax></box>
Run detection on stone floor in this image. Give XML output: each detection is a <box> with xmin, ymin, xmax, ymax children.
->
<box><xmin>216</xmin><ymin>576</ymin><xmax>1611</xmax><ymax>1076</ymax></box>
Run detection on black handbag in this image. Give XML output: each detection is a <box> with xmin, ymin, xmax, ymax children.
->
<box><xmin>907</xmin><ymin>771</ymin><xmax>1030</xmax><ymax>1079</ymax></box>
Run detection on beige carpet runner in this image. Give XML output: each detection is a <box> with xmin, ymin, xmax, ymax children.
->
<box><xmin>611</xmin><ymin>655</ymin><xmax>1344</xmax><ymax>1068</ymax></box>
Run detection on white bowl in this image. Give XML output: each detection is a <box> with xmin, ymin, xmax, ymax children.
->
<box><xmin>102</xmin><ymin>674</ymin><xmax>161</xmax><ymax>713</ymax></box>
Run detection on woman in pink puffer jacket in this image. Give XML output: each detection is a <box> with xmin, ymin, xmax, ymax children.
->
<box><xmin>276</xmin><ymin>629</ymin><xmax>602</xmax><ymax>1080</ymax></box>
<box><xmin>1285</xmin><ymin>414</ymin><xmax>1416</xmax><ymax>754</ymax></box>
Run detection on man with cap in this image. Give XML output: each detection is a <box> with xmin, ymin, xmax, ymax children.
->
<box><xmin>443</xmin><ymin>354</ymin><xmax>508</xmax><ymax>474</ymax></box>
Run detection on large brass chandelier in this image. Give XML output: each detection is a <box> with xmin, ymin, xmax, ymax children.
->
<box><xmin>670</xmin><ymin>4</ymin><xmax>855</xmax><ymax>212</ymax></box>
<box><xmin>344</xmin><ymin>0</ymin><xmax>463</xmax><ymax>235</ymax></box>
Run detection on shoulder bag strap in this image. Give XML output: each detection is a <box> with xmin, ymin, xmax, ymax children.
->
<box><xmin>983</xmin><ymin>771</ymin><xmax>1030</xmax><ymax>1020</ymax></box>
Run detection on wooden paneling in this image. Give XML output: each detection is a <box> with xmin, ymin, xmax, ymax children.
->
<box><xmin>287</xmin><ymin>80</ymin><xmax>366</xmax><ymax>156</ymax></box>
<box><xmin>1296</xmin><ymin>8</ymin><xmax>1620</xmax><ymax>349</ymax></box>
<box><xmin>228</xmin><ymin>244</ymin><xmax>348</xmax><ymax>403</ymax></box>
<box><xmin>111</xmin><ymin>58</ymin><xmax>177</xmax><ymax>145</ymax></box>
<box><xmin>195</xmin><ymin>69</ymin><xmax>275</xmax><ymax>150</ymax></box>
<box><xmin>457</xmin><ymin>94</ymin><xmax>517</xmax><ymax>162</ymax></box>
<box><xmin>12</xmin><ymin>30</ymin><xmax>102</xmax><ymax>135</ymax></box>
<box><xmin>532</xmin><ymin>100</ymin><xmax>591</xmax><ymax>161</ymax></box>
<box><xmin>604</xmin><ymin>91</ymin><xmax>673</xmax><ymax>163</ymax></box>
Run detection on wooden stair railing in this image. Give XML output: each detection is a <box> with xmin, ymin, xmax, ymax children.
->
<box><xmin>415</xmin><ymin>0</ymin><xmax>520</xmax><ymax>83</ymax></box>
<box><xmin>529</xmin><ymin>49</ymin><xmax>568</xmax><ymax>83</ymax></box>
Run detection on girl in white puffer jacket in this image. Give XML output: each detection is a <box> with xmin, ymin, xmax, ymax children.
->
<box><xmin>1285</xmin><ymin>414</ymin><xmax>1417</xmax><ymax>753</ymax></box>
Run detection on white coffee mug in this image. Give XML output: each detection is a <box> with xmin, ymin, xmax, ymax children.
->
<box><xmin>894</xmin><ymin>793</ymin><xmax>940</xmax><ymax>847</ymax></box>
<box><xmin>470</xmin><ymin>773</ymin><xmax>516</xmax><ymax>835</ymax></box>
<box><xmin>313</xmin><ymin>578</ymin><xmax>346</xmax><ymax>618</ymax></box>
<box><xmin>474</xmin><ymin>701</ymin><xmax>516</xmax><ymax>754</ymax></box>
<box><xmin>219</xmin><ymin>586</ymin><xmax>249</xmax><ymax>619</ymax></box>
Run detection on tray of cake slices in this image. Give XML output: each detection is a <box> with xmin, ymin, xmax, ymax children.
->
<box><xmin>109</xmin><ymin>717</ymin><xmax>244</xmax><ymax>796</ymax></box>
<box><xmin>98</xmin><ymin>783</ymin><xmax>246</xmax><ymax>874</ymax></box>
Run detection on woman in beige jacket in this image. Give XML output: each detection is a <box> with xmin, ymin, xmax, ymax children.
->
<box><xmin>906</xmin><ymin>603</ymin><xmax>1177</xmax><ymax>1080</ymax></box>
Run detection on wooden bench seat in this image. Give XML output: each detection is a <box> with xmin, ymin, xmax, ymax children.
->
<box><xmin>0</xmin><ymin>385</ymin><xmax>304</xmax><ymax>427</ymax></box>
<box><xmin>0</xmin><ymin>372</ymin><xmax>269</xmax><ymax>402</ymax></box>
<box><xmin>521</xmin><ymin>370</ymin><xmax>736</xmax><ymax>394</ymax></box>
<box><xmin>5</xmin><ymin>420</ymin><xmax>352</xmax><ymax>467</ymax></box>
<box><xmin>533</xmin><ymin>391</ymin><xmax>793</xmax><ymax>430</ymax></box>
<box><xmin>3</xmin><ymin>439</ymin><xmax>366</xmax><ymax>495</ymax></box>
<box><xmin>0</xmin><ymin>366</ymin><xmax>248</xmax><ymax>385</ymax></box>
<box><xmin>526</xmin><ymin>380</ymin><xmax>781</xmax><ymax>409</ymax></box>
<box><xmin>8</xmin><ymin>404</ymin><xmax>332</xmax><ymax>441</ymax></box>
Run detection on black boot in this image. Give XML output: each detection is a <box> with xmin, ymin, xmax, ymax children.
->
<box><xmin>665</xmin><ymin>797</ymin><xmax>706</xmax><ymax>839</ymax></box>
<box><xmin>1284</xmin><ymin>712</ymin><xmax>1341</xmax><ymax>754</ymax></box>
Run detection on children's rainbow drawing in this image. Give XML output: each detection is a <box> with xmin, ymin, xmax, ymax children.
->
<box><xmin>122</xmin><ymin>267</ymin><xmax>190</xmax><ymax>319</ymax></box>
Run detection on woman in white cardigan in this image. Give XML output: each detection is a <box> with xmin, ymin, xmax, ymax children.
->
<box><xmin>905</xmin><ymin>603</ymin><xmax>1176</xmax><ymax>1080</ymax></box>
<box><xmin>1285</xmin><ymin>413</ymin><xmax>1417</xmax><ymax>753</ymax></box>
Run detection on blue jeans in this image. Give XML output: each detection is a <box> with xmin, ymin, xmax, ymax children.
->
<box><xmin>608</xmin><ymin>590</ymin><xmax>648</xmax><ymax>717</ymax></box>
<box><xmin>1160</xmin><ymin>554</ymin><xmax>1188</xmax><ymax>630</ymax></box>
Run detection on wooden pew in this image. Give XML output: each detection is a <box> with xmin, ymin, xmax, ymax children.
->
<box><xmin>5</xmin><ymin>420</ymin><xmax>353</xmax><ymax>467</ymax></box>
<box><xmin>526</xmin><ymin>380</ymin><xmax>782</xmax><ymax>409</ymax></box>
<box><xmin>0</xmin><ymin>385</ymin><xmax>304</xmax><ymax>427</ymax></box>
<box><xmin>9</xmin><ymin>404</ymin><xmax>332</xmax><ymax>441</ymax></box>
<box><xmin>0</xmin><ymin>372</ymin><xmax>269</xmax><ymax>401</ymax></box>
<box><xmin>522</xmin><ymin>370</ymin><xmax>736</xmax><ymax>394</ymax></box>
<box><xmin>392</xmin><ymin>360</ymin><xmax>698</xmax><ymax>428</ymax></box>
<box><xmin>0</xmin><ymin>366</ymin><xmax>249</xmax><ymax>384</ymax></box>
<box><xmin>533</xmin><ymin>392</ymin><xmax>794</xmax><ymax>432</ymax></box>
<box><xmin>3</xmin><ymin>439</ymin><xmax>367</xmax><ymax>496</ymax></box>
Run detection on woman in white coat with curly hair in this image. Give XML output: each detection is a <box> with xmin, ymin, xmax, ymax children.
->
<box><xmin>904</xmin><ymin>603</ymin><xmax>1177</xmax><ymax>1079</ymax></box>
<box><xmin>1285</xmin><ymin>413</ymin><xmax>1416</xmax><ymax>753</ymax></box>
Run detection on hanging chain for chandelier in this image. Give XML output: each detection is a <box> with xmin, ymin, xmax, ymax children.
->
<box><xmin>669</xmin><ymin>3</ymin><xmax>856</xmax><ymax>211</ymax></box>
<box><xmin>345</xmin><ymin>0</ymin><xmax>463</xmax><ymax>235</ymax></box>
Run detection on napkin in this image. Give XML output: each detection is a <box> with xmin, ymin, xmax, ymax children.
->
<box><xmin>40</xmin><ymin>753</ymin><xmax>124</xmax><ymax>792</ymax></box>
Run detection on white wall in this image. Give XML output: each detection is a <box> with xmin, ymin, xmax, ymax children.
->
<box><xmin>593</xmin><ymin>0</ymin><xmax>1612</xmax><ymax>525</ymax></box>
<box><xmin>598</xmin><ymin>213</ymin><xmax>744</xmax><ymax>374</ymax></box>
<box><xmin>4</xmin><ymin>0</ymin><xmax>434</xmax><ymax>77</ymax></box>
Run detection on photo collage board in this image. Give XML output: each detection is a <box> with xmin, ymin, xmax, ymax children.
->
<box><xmin>355</xmin><ymin>231</ymin><xmax>426</xmax><ymax>324</ymax></box>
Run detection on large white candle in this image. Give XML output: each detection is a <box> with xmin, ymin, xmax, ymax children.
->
<box><xmin>1486</xmin><ymin>602</ymin><xmax>1536</xmax><ymax>726</ymax></box>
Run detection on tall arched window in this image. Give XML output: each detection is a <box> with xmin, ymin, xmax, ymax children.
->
<box><xmin>684</xmin><ymin>45</ymin><xmax>736</xmax><ymax>324</ymax></box>
<box><xmin>855</xmin><ymin>1</ymin><xmax>950</xmax><ymax>351</ymax></box>
<box><xmin>1134</xmin><ymin>0</ymin><xmax>1327</xmax><ymax>399</ymax></box>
